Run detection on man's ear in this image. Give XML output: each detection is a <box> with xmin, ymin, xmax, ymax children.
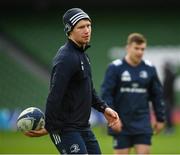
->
<box><xmin>68</xmin><ymin>31</ymin><xmax>72</xmax><ymax>38</ymax></box>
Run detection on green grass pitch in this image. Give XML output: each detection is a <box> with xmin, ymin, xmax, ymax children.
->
<box><xmin>0</xmin><ymin>125</ymin><xmax>180</xmax><ymax>154</ymax></box>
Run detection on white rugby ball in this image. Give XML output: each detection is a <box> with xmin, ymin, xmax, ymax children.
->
<box><xmin>17</xmin><ymin>107</ymin><xmax>45</xmax><ymax>132</ymax></box>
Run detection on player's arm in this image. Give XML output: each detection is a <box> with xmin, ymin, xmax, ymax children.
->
<box><xmin>103</xmin><ymin>107</ymin><xmax>122</xmax><ymax>132</ymax></box>
<box><xmin>24</xmin><ymin>128</ymin><xmax>48</xmax><ymax>137</ymax></box>
<box><xmin>91</xmin><ymin>64</ymin><xmax>122</xmax><ymax>132</ymax></box>
<box><xmin>91</xmin><ymin>88</ymin><xmax>122</xmax><ymax>132</ymax></box>
<box><xmin>91</xmin><ymin>63</ymin><xmax>117</xmax><ymax>111</ymax></box>
<box><xmin>149</xmin><ymin>67</ymin><xmax>166</xmax><ymax>134</ymax></box>
<box><xmin>45</xmin><ymin>54</ymin><xmax>78</xmax><ymax>132</ymax></box>
<box><xmin>101</xmin><ymin>63</ymin><xmax>123</xmax><ymax>132</ymax></box>
<box><xmin>101</xmin><ymin>63</ymin><xmax>118</xmax><ymax>108</ymax></box>
<box><xmin>25</xmin><ymin>55</ymin><xmax>77</xmax><ymax>137</ymax></box>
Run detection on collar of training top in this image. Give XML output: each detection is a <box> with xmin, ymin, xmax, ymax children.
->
<box><xmin>68</xmin><ymin>39</ymin><xmax>90</xmax><ymax>52</ymax></box>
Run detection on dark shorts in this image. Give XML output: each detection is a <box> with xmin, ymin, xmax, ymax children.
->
<box><xmin>113</xmin><ymin>134</ymin><xmax>152</xmax><ymax>149</ymax></box>
<box><xmin>49</xmin><ymin>130</ymin><xmax>101</xmax><ymax>154</ymax></box>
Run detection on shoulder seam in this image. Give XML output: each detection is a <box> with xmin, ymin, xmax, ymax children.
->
<box><xmin>144</xmin><ymin>59</ymin><xmax>153</xmax><ymax>67</ymax></box>
<box><xmin>112</xmin><ymin>59</ymin><xmax>122</xmax><ymax>66</ymax></box>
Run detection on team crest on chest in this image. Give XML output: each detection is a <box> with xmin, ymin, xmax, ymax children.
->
<box><xmin>139</xmin><ymin>70</ymin><xmax>148</xmax><ymax>79</ymax></box>
<box><xmin>121</xmin><ymin>70</ymin><xmax>131</xmax><ymax>81</ymax></box>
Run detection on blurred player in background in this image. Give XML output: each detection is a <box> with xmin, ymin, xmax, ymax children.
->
<box><xmin>163</xmin><ymin>61</ymin><xmax>176</xmax><ymax>134</ymax></box>
<box><xmin>101</xmin><ymin>33</ymin><xmax>165</xmax><ymax>154</ymax></box>
<box><xmin>24</xmin><ymin>8</ymin><xmax>122</xmax><ymax>154</ymax></box>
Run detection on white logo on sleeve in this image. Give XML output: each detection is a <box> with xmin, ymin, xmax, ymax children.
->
<box><xmin>121</xmin><ymin>71</ymin><xmax>131</xmax><ymax>81</ymax></box>
<box><xmin>85</xmin><ymin>56</ymin><xmax>91</xmax><ymax>64</ymax></box>
<box><xmin>70</xmin><ymin>144</ymin><xmax>80</xmax><ymax>153</ymax></box>
<box><xmin>81</xmin><ymin>61</ymin><xmax>84</xmax><ymax>71</ymax></box>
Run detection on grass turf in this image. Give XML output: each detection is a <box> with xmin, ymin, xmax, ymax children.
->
<box><xmin>0</xmin><ymin>125</ymin><xmax>180</xmax><ymax>154</ymax></box>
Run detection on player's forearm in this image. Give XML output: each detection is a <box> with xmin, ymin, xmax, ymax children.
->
<box><xmin>91</xmin><ymin>88</ymin><xmax>109</xmax><ymax>113</ymax></box>
<box><xmin>24</xmin><ymin>128</ymin><xmax>48</xmax><ymax>137</ymax></box>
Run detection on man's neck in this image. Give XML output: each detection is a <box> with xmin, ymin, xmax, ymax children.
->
<box><xmin>125</xmin><ymin>55</ymin><xmax>140</xmax><ymax>67</ymax></box>
<box><xmin>69</xmin><ymin>38</ymin><xmax>86</xmax><ymax>49</ymax></box>
<box><xmin>68</xmin><ymin>39</ymin><xmax>90</xmax><ymax>51</ymax></box>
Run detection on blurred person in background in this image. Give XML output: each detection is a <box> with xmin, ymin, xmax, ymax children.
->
<box><xmin>101</xmin><ymin>33</ymin><xmax>165</xmax><ymax>154</ymax></box>
<box><xmin>24</xmin><ymin>8</ymin><xmax>122</xmax><ymax>154</ymax></box>
<box><xmin>163</xmin><ymin>61</ymin><xmax>177</xmax><ymax>134</ymax></box>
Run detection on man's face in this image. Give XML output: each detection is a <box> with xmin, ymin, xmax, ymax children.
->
<box><xmin>69</xmin><ymin>19</ymin><xmax>91</xmax><ymax>46</ymax></box>
<box><xmin>126</xmin><ymin>42</ymin><xmax>146</xmax><ymax>65</ymax></box>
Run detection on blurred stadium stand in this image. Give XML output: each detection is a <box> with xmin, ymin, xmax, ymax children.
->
<box><xmin>1</xmin><ymin>0</ymin><xmax>180</xmax><ymax>10</ymax></box>
<box><xmin>0</xmin><ymin>0</ymin><xmax>180</xmax><ymax>130</ymax></box>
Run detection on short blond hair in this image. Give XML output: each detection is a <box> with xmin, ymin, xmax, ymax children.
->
<box><xmin>127</xmin><ymin>33</ymin><xmax>147</xmax><ymax>45</ymax></box>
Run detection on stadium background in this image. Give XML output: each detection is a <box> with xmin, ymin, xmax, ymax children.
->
<box><xmin>0</xmin><ymin>0</ymin><xmax>180</xmax><ymax>153</ymax></box>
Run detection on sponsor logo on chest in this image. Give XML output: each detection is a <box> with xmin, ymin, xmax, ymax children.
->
<box><xmin>121</xmin><ymin>70</ymin><xmax>131</xmax><ymax>81</ymax></box>
<box><xmin>121</xmin><ymin>70</ymin><xmax>148</xmax><ymax>82</ymax></box>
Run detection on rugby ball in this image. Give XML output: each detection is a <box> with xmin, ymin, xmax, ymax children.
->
<box><xmin>17</xmin><ymin>107</ymin><xmax>45</xmax><ymax>132</ymax></box>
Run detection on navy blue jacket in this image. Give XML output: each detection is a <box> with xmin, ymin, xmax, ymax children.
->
<box><xmin>101</xmin><ymin>58</ymin><xmax>165</xmax><ymax>135</ymax></box>
<box><xmin>45</xmin><ymin>39</ymin><xmax>107</xmax><ymax>133</ymax></box>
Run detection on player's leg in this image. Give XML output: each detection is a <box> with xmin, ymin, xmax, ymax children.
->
<box><xmin>49</xmin><ymin>131</ymin><xmax>88</xmax><ymax>154</ymax></box>
<box><xmin>113</xmin><ymin>134</ymin><xmax>132</xmax><ymax>154</ymax></box>
<box><xmin>134</xmin><ymin>144</ymin><xmax>150</xmax><ymax>154</ymax></box>
<box><xmin>114</xmin><ymin>148</ymin><xmax>130</xmax><ymax>154</ymax></box>
<box><xmin>133</xmin><ymin>134</ymin><xmax>152</xmax><ymax>154</ymax></box>
<box><xmin>164</xmin><ymin>100</ymin><xmax>174</xmax><ymax>134</ymax></box>
<box><xmin>81</xmin><ymin>130</ymin><xmax>101</xmax><ymax>154</ymax></box>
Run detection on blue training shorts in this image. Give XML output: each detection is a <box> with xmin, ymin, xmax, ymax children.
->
<box><xmin>113</xmin><ymin>134</ymin><xmax>152</xmax><ymax>149</ymax></box>
<box><xmin>49</xmin><ymin>130</ymin><xmax>101</xmax><ymax>154</ymax></box>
